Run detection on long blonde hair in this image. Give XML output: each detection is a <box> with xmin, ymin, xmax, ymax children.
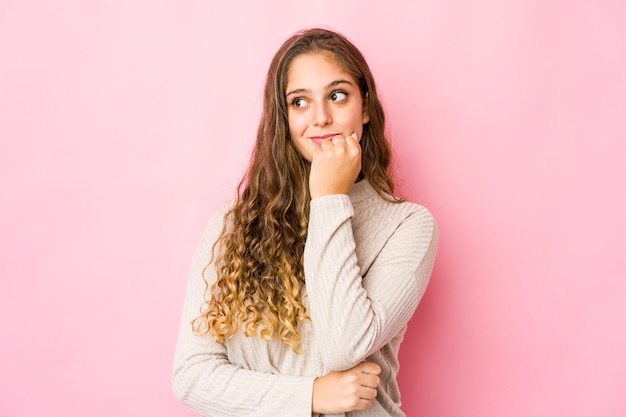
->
<box><xmin>192</xmin><ymin>28</ymin><xmax>398</xmax><ymax>351</ymax></box>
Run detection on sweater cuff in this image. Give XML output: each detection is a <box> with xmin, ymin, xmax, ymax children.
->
<box><xmin>309</xmin><ymin>194</ymin><xmax>354</xmax><ymax>226</ymax></box>
<box><xmin>301</xmin><ymin>376</ymin><xmax>317</xmax><ymax>417</ymax></box>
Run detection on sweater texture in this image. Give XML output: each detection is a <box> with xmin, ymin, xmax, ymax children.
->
<box><xmin>172</xmin><ymin>180</ymin><xmax>438</xmax><ymax>416</ymax></box>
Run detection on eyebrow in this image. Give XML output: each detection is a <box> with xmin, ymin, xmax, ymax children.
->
<box><xmin>285</xmin><ymin>79</ymin><xmax>354</xmax><ymax>98</ymax></box>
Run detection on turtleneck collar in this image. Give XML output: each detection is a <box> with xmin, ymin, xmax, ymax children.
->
<box><xmin>348</xmin><ymin>179</ymin><xmax>377</xmax><ymax>204</ymax></box>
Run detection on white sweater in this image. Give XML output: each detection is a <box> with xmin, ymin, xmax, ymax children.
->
<box><xmin>173</xmin><ymin>180</ymin><xmax>438</xmax><ymax>416</ymax></box>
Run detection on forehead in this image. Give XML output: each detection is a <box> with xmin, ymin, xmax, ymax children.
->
<box><xmin>286</xmin><ymin>52</ymin><xmax>354</xmax><ymax>90</ymax></box>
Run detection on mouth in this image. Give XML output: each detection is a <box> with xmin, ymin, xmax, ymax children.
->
<box><xmin>310</xmin><ymin>134</ymin><xmax>337</xmax><ymax>145</ymax></box>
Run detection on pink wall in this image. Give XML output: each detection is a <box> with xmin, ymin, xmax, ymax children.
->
<box><xmin>1</xmin><ymin>1</ymin><xmax>625</xmax><ymax>416</ymax></box>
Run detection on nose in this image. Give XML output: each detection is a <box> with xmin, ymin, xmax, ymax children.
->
<box><xmin>312</xmin><ymin>102</ymin><xmax>332</xmax><ymax>127</ymax></box>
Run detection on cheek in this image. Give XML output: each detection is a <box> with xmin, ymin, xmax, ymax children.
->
<box><xmin>346</xmin><ymin>103</ymin><xmax>366</xmax><ymax>125</ymax></box>
<box><xmin>287</xmin><ymin>112</ymin><xmax>306</xmax><ymax>136</ymax></box>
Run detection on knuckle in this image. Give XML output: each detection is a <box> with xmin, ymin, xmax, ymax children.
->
<box><xmin>346</xmin><ymin>373</ymin><xmax>358</xmax><ymax>383</ymax></box>
<box><xmin>346</xmin><ymin>397</ymin><xmax>360</xmax><ymax>408</ymax></box>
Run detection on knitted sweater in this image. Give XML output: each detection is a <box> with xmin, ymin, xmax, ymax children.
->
<box><xmin>172</xmin><ymin>180</ymin><xmax>438</xmax><ymax>417</ymax></box>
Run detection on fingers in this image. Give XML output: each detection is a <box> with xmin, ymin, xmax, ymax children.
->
<box><xmin>311</xmin><ymin>362</ymin><xmax>382</xmax><ymax>414</ymax></box>
<box><xmin>309</xmin><ymin>132</ymin><xmax>362</xmax><ymax>198</ymax></box>
<box><xmin>355</xmin><ymin>361</ymin><xmax>382</xmax><ymax>375</ymax></box>
<box><xmin>319</xmin><ymin>136</ymin><xmax>336</xmax><ymax>150</ymax></box>
<box><xmin>356</xmin><ymin>361</ymin><xmax>381</xmax><ymax>401</ymax></box>
<box><xmin>344</xmin><ymin>132</ymin><xmax>360</xmax><ymax>145</ymax></box>
<box><xmin>359</xmin><ymin>385</ymin><xmax>378</xmax><ymax>399</ymax></box>
<box><xmin>340</xmin><ymin>377</ymin><xmax>378</xmax><ymax>412</ymax></box>
<box><xmin>319</xmin><ymin>132</ymin><xmax>359</xmax><ymax>150</ymax></box>
<box><xmin>354</xmin><ymin>361</ymin><xmax>381</xmax><ymax>399</ymax></box>
<box><xmin>317</xmin><ymin>133</ymin><xmax>361</xmax><ymax>160</ymax></box>
<box><xmin>359</xmin><ymin>369</ymin><xmax>380</xmax><ymax>392</ymax></box>
<box><xmin>352</xmin><ymin>371</ymin><xmax>379</xmax><ymax>411</ymax></box>
<box><xmin>351</xmin><ymin>387</ymin><xmax>378</xmax><ymax>411</ymax></box>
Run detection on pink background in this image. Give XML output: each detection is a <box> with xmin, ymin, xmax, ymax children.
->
<box><xmin>1</xmin><ymin>1</ymin><xmax>625</xmax><ymax>416</ymax></box>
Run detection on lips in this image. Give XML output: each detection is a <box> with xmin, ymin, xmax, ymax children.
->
<box><xmin>310</xmin><ymin>134</ymin><xmax>337</xmax><ymax>145</ymax></box>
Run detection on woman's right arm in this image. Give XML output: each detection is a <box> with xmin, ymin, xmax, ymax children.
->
<box><xmin>172</xmin><ymin>207</ymin><xmax>381</xmax><ymax>416</ymax></box>
<box><xmin>172</xmin><ymin>209</ymin><xmax>315</xmax><ymax>417</ymax></box>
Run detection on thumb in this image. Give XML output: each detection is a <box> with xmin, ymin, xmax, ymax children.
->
<box><xmin>346</xmin><ymin>132</ymin><xmax>362</xmax><ymax>152</ymax></box>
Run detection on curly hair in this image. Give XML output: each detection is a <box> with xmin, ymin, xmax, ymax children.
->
<box><xmin>191</xmin><ymin>28</ymin><xmax>399</xmax><ymax>351</ymax></box>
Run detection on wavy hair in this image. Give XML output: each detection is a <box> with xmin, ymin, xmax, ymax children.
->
<box><xmin>192</xmin><ymin>28</ymin><xmax>400</xmax><ymax>351</ymax></box>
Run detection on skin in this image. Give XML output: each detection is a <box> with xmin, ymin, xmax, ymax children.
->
<box><xmin>312</xmin><ymin>362</ymin><xmax>382</xmax><ymax>414</ymax></box>
<box><xmin>286</xmin><ymin>52</ymin><xmax>369</xmax><ymax>199</ymax></box>
<box><xmin>285</xmin><ymin>52</ymin><xmax>381</xmax><ymax>413</ymax></box>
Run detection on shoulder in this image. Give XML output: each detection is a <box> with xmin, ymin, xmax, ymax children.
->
<box><xmin>399</xmin><ymin>201</ymin><xmax>438</xmax><ymax>249</ymax></box>
<box><xmin>351</xmin><ymin>180</ymin><xmax>435</xmax><ymax>226</ymax></box>
<box><xmin>355</xmin><ymin>193</ymin><xmax>437</xmax><ymax>251</ymax></box>
<box><xmin>204</xmin><ymin>201</ymin><xmax>233</xmax><ymax>235</ymax></box>
<box><xmin>355</xmin><ymin>189</ymin><xmax>436</xmax><ymax>228</ymax></box>
<box><xmin>355</xmin><ymin>189</ymin><xmax>437</xmax><ymax>234</ymax></box>
<box><xmin>373</xmin><ymin>198</ymin><xmax>439</xmax><ymax>260</ymax></box>
<box><xmin>209</xmin><ymin>201</ymin><xmax>234</xmax><ymax>226</ymax></box>
<box><xmin>194</xmin><ymin>201</ymin><xmax>234</xmax><ymax>256</ymax></box>
<box><xmin>397</xmin><ymin>200</ymin><xmax>437</xmax><ymax>232</ymax></box>
<box><xmin>351</xmin><ymin>194</ymin><xmax>438</xmax><ymax>276</ymax></box>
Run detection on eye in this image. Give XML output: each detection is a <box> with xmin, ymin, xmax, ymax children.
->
<box><xmin>291</xmin><ymin>98</ymin><xmax>308</xmax><ymax>108</ymax></box>
<box><xmin>330</xmin><ymin>91</ymin><xmax>348</xmax><ymax>102</ymax></box>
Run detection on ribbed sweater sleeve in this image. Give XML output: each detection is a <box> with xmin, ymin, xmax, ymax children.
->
<box><xmin>304</xmin><ymin>194</ymin><xmax>438</xmax><ymax>372</ymax></box>
<box><xmin>172</xmin><ymin>208</ymin><xmax>316</xmax><ymax>417</ymax></box>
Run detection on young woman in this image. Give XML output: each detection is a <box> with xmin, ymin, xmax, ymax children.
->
<box><xmin>172</xmin><ymin>28</ymin><xmax>438</xmax><ymax>416</ymax></box>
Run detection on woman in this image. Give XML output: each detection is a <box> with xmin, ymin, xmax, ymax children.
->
<box><xmin>172</xmin><ymin>28</ymin><xmax>438</xmax><ymax>416</ymax></box>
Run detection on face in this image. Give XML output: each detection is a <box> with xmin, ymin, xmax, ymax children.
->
<box><xmin>285</xmin><ymin>52</ymin><xmax>369</xmax><ymax>162</ymax></box>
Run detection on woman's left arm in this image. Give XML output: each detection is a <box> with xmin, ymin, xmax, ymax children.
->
<box><xmin>304</xmin><ymin>196</ymin><xmax>438</xmax><ymax>372</ymax></box>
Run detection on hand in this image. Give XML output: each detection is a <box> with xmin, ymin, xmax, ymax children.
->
<box><xmin>312</xmin><ymin>361</ymin><xmax>381</xmax><ymax>414</ymax></box>
<box><xmin>309</xmin><ymin>132</ymin><xmax>362</xmax><ymax>199</ymax></box>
